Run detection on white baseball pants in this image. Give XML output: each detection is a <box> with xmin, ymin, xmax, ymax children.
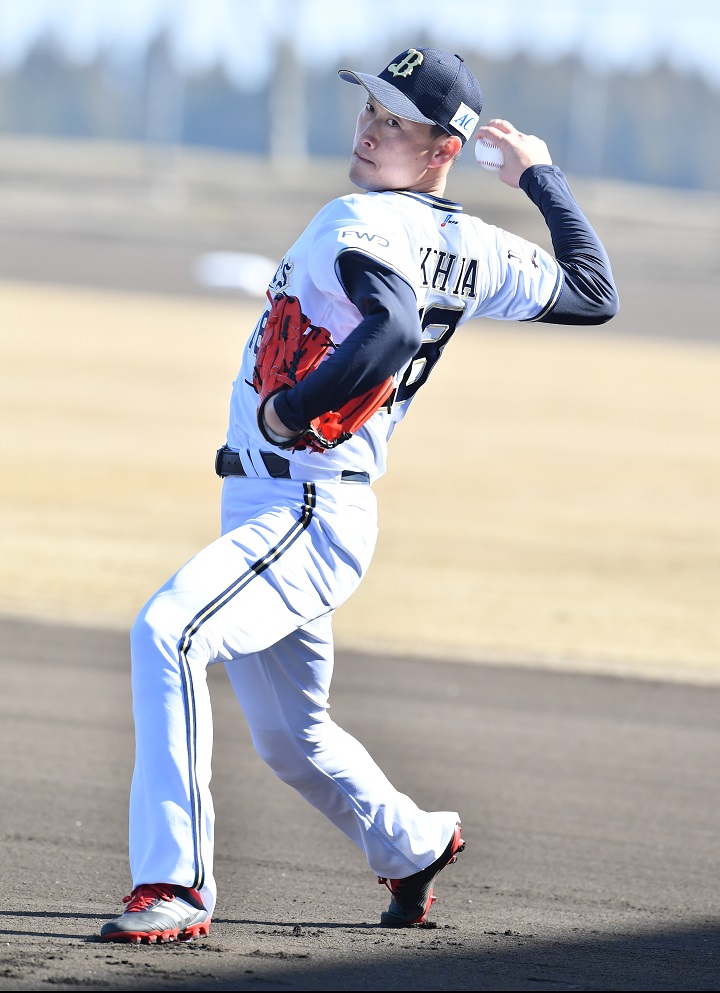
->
<box><xmin>127</xmin><ymin>471</ymin><xmax>459</xmax><ymax>915</ymax></box>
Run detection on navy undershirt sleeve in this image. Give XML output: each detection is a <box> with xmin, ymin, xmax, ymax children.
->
<box><xmin>520</xmin><ymin>165</ymin><xmax>619</xmax><ymax>325</ymax></box>
<box><xmin>272</xmin><ymin>252</ymin><xmax>422</xmax><ymax>432</ymax></box>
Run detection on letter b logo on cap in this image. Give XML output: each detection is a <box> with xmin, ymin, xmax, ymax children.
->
<box><xmin>388</xmin><ymin>49</ymin><xmax>424</xmax><ymax>78</ymax></box>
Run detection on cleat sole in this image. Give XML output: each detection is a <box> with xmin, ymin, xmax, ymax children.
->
<box><xmin>100</xmin><ymin>919</ymin><xmax>211</xmax><ymax>944</ymax></box>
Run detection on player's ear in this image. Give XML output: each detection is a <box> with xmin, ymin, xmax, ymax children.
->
<box><xmin>431</xmin><ymin>134</ymin><xmax>462</xmax><ymax>168</ymax></box>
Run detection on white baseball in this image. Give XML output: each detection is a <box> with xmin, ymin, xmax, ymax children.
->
<box><xmin>474</xmin><ymin>137</ymin><xmax>504</xmax><ymax>172</ymax></box>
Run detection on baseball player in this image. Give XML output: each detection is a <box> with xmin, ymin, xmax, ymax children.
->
<box><xmin>100</xmin><ymin>46</ymin><xmax>618</xmax><ymax>943</ymax></box>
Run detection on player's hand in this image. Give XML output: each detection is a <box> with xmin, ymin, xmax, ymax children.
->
<box><xmin>261</xmin><ymin>394</ymin><xmax>299</xmax><ymax>442</ymax></box>
<box><xmin>476</xmin><ymin>120</ymin><xmax>552</xmax><ymax>189</ymax></box>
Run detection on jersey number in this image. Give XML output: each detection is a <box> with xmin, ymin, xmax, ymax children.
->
<box><xmin>394</xmin><ymin>304</ymin><xmax>464</xmax><ymax>409</ymax></box>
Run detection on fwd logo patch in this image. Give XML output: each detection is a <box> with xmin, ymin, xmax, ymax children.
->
<box><xmin>341</xmin><ymin>230</ymin><xmax>390</xmax><ymax>247</ymax></box>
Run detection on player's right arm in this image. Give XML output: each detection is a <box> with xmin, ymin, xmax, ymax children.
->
<box><xmin>519</xmin><ymin>165</ymin><xmax>619</xmax><ymax>324</ymax></box>
<box><xmin>477</xmin><ymin>119</ymin><xmax>619</xmax><ymax>326</ymax></box>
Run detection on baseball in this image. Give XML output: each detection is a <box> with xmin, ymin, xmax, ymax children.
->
<box><xmin>474</xmin><ymin>137</ymin><xmax>504</xmax><ymax>171</ymax></box>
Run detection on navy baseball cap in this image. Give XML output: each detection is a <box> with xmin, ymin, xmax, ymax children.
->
<box><xmin>338</xmin><ymin>47</ymin><xmax>482</xmax><ymax>144</ymax></box>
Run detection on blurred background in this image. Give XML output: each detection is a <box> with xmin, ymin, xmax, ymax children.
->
<box><xmin>1</xmin><ymin>0</ymin><xmax>719</xmax><ymax>682</ymax></box>
<box><xmin>1</xmin><ymin>0</ymin><xmax>719</xmax><ymax>310</ymax></box>
<box><xmin>2</xmin><ymin>0</ymin><xmax>720</xmax><ymax>185</ymax></box>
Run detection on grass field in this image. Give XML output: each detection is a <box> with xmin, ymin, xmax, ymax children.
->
<box><xmin>2</xmin><ymin>277</ymin><xmax>719</xmax><ymax>685</ymax></box>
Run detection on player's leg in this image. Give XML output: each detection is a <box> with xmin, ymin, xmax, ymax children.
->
<box><xmin>102</xmin><ymin>476</ymin><xmax>377</xmax><ymax>941</ymax></box>
<box><xmin>224</xmin><ymin>613</ymin><xmax>460</xmax><ymax>883</ymax></box>
<box><xmin>124</xmin><ymin>481</ymin><xmax>335</xmax><ymax>917</ymax></box>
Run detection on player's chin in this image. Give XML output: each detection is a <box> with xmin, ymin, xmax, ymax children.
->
<box><xmin>349</xmin><ymin>155</ymin><xmax>379</xmax><ymax>191</ymax></box>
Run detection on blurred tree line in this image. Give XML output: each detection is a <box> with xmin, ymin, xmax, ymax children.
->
<box><xmin>1</xmin><ymin>35</ymin><xmax>718</xmax><ymax>192</ymax></box>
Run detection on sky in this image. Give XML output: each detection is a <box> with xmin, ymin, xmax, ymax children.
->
<box><xmin>0</xmin><ymin>0</ymin><xmax>718</xmax><ymax>90</ymax></box>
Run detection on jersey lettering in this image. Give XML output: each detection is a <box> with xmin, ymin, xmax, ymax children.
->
<box><xmin>450</xmin><ymin>259</ymin><xmax>466</xmax><ymax>296</ymax></box>
<box><xmin>393</xmin><ymin>304</ymin><xmax>464</xmax><ymax>410</ymax></box>
<box><xmin>271</xmin><ymin>259</ymin><xmax>293</xmax><ymax>293</ymax></box>
<box><xmin>432</xmin><ymin>252</ymin><xmax>456</xmax><ymax>292</ymax></box>
<box><xmin>249</xmin><ymin>306</ymin><xmax>270</xmax><ymax>354</ymax></box>
<box><xmin>420</xmin><ymin>248</ymin><xmax>478</xmax><ymax>299</ymax></box>
<box><xmin>457</xmin><ymin>258</ymin><xmax>478</xmax><ymax>298</ymax></box>
<box><xmin>419</xmin><ymin>247</ymin><xmax>434</xmax><ymax>284</ymax></box>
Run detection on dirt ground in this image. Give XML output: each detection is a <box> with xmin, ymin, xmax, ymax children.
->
<box><xmin>1</xmin><ymin>140</ymin><xmax>719</xmax><ymax>990</ymax></box>
<box><xmin>2</xmin><ymin>616</ymin><xmax>720</xmax><ymax>991</ymax></box>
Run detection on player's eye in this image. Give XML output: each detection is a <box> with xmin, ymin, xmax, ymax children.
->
<box><xmin>387</xmin><ymin>118</ymin><xmax>400</xmax><ymax>128</ymax></box>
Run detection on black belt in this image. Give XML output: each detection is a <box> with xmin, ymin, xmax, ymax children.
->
<box><xmin>215</xmin><ymin>445</ymin><xmax>369</xmax><ymax>484</ymax></box>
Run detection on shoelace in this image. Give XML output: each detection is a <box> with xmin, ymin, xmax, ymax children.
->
<box><xmin>122</xmin><ymin>884</ymin><xmax>176</xmax><ymax>911</ymax></box>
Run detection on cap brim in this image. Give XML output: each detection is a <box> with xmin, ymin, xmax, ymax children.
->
<box><xmin>338</xmin><ymin>69</ymin><xmax>435</xmax><ymax>126</ymax></box>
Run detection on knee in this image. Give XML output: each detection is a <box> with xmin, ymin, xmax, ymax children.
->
<box><xmin>130</xmin><ymin>595</ymin><xmax>186</xmax><ymax>667</ymax></box>
<box><xmin>250</xmin><ymin>724</ymin><xmax>327</xmax><ymax>787</ymax></box>
<box><xmin>131</xmin><ymin>599</ymin><xmax>164</xmax><ymax>656</ymax></box>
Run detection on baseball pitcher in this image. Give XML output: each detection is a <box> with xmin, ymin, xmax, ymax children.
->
<box><xmin>100</xmin><ymin>46</ymin><xmax>618</xmax><ymax>943</ymax></box>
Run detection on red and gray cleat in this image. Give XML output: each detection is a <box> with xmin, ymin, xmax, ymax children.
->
<box><xmin>100</xmin><ymin>883</ymin><xmax>211</xmax><ymax>944</ymax></box>
<box><xmin>378</xmin><ymin>823</ymin><xmax>465</xmax><ymax>927</ymax></box>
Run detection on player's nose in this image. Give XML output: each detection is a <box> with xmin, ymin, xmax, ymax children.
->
<box><xmin>357</xmin><ymin>120</ymin><xmax>379</xmax><ymax>146</ymax></box>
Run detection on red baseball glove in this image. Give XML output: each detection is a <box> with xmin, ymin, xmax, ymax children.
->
<box><xmin>253</xmin><ymin>291</ymin><xmax>395</xmax><ymax>454</ymax></box>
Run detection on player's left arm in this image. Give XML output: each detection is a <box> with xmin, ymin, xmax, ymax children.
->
<box><xmin>268</xmin><ymin>252</ymin><xmax>421</xmax><ymax>435</ymax></box>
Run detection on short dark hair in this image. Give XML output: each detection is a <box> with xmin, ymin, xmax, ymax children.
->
<box><xmin>429</xmin><ymin>123</ymin><xmax>450</xmax><ymax>141</ymax></box>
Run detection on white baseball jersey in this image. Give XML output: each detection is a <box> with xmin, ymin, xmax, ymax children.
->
<box><xmin>227</xmin><ymin>189</ymin><xmax>560</xmax><ymax>483</ymax></box>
